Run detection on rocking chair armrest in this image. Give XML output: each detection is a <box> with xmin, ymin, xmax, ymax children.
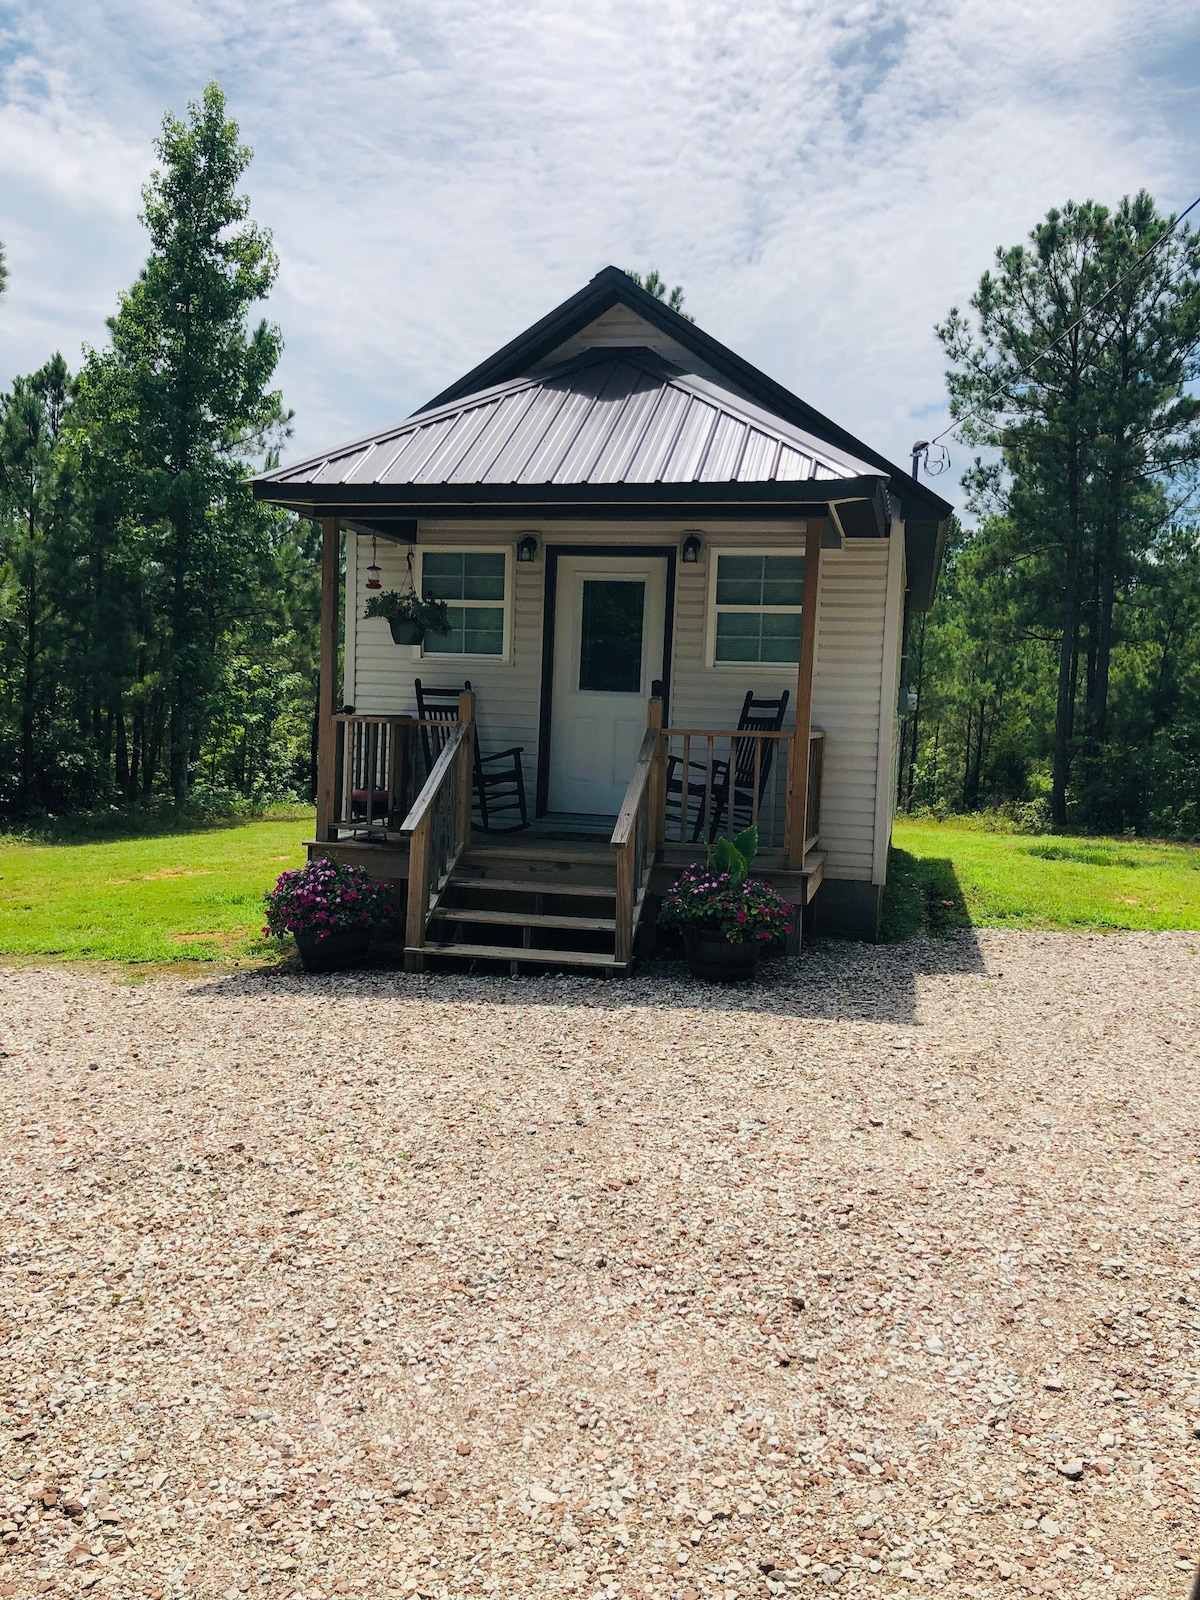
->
<box><xmin>477</xmin><ymin>745</ymin><xmax>524</xmax><ymax>764</ymax></box>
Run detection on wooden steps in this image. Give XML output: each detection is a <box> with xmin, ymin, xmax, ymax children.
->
<box><xmin>414</xmin><ymin>941</ymin><xmax>622</xmax><ymax>971</ymax></box>
<box><xmin>449</xmin><ymin>875</ymin><xmax>615</xmax><ymax>898</ymax></box>
<box><xmin>405</xmin><ymin>834</ymin><xmax>825</xmax><ymax>974</ymax></box>
<box><xmin>410</xmin><ymin>857</ymin><xmax>622</xmax><ymax>974</ymax></box>
<box><xmin>431</xmin><ymin>908</ymin><xmax>616</xmax><ymax>933</ymax></box>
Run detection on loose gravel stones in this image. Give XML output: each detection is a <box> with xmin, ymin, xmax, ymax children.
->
<box><xmin>0</xmin><ymin>928</ymin><xmax>1198</xmax><ymax>1600</ymax></box>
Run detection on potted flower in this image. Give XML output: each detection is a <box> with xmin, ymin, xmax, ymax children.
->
<box><xmin>363</xmin><ymin>589</ymin><xmax>452</xmax><ymax>647</ymax></box>
<box><xmin>658</xmin><ymin>826</ymin><xmax>795</xmax><ymax>983</ymax></box>
<box><xmin>264</xmin><ymin>858</ymin><xmax>393</xmax><ymax>972</ymax></box>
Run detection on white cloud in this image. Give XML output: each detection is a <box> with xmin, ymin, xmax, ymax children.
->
<box><xmin>1</xmin><ymin>0</ymin><xmax>1197</xmax><ymax>499</ymax></box>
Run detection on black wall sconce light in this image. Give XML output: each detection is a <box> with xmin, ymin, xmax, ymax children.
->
<box><xmin>681</xmin><ymin>531</ymin><xmax>703</xmax><ymax>563</ymax></box>
<box><xmin>516</xmin><ymin>532</ymin><xmax>539</xmax><ymax>563</ymax></box>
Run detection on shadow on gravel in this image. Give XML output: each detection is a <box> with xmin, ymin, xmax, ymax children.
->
<box><xmin>190</xmin><ymin>927</ymin><xmax>986</xmax><ymax>1026</ymax></box>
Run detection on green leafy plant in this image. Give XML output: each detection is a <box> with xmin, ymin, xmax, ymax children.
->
<box><xmin>362</xmin><ymin>590</ymin><xmax>451</xmax><ymax>633</ymax></box>
<box><xmin>705</xmin><ymin>825</ymin><xmax>758</xmax><ymax>885</ymax></box>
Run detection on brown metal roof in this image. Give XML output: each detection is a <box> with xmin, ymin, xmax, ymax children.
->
<box><xmin>256</xmin><ymin>349</ymin><xmax>882</xmax><ymax>494</ymax></box>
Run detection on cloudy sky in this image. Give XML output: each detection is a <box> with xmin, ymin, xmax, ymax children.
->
<box><xmin>2</xmin><ymin>0</ymin><xmax>1198</xmax><ymax>498</ymax></box>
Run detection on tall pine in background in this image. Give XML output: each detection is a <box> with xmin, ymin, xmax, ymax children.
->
<box><xmin>903</xmin><ymin>193</ymin><xmax>1200</xmax><ymax>834</ymax></box>
<box><xmin>81</xmin><ymin>82</ymin><xmax>289</xmax><ymax>803</ymax></box>
<box><xmin>0</xmin><ymin>84</ymin><xmax>319</xmax><ymax>822</ymax></box>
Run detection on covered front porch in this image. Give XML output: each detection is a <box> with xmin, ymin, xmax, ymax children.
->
<box><xmin>305</xmin><ymin>513</ymin><xmax>827</xmax><ymax>976</ymax></box>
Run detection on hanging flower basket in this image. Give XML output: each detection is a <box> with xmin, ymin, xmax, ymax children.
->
<box><xmin>363</xmin><ymin>589</ymin><xmax>451</xmax><ymax>648</ymax></box>
<box><xmin>389</xmin><ymin>616</ymin><xmax>426</xmax><ymax>646</ymax></box>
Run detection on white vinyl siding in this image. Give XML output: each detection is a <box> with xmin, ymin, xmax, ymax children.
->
<box><xmin>812</xmin><ymin>543</ymin><xmax>890</xmax><ymax>882</ymax></box>
<box><xmin>533</xmin><ymin>305</ymin><xmax>727</xmax><ymax>385</ymax></box>
<box><xmin>669</xmin><ymin>538</ymin><xmax>888</xmax><ymax>882</ymax></box>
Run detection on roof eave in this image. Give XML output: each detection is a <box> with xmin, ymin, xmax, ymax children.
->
<box><xmin>251</xmin><ymin>474</ymin><xmax>889</xmax><ymax>521</ymax></box>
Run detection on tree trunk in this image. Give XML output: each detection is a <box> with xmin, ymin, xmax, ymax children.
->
<box><xmin>114</xmin><ymin>699</ymin><xmax>129</xmax><ymax>793</ymax></box>
<box><xmin>169</xmin><ymin>508</ymin><xmax>191</xmax><ymax>805</ymax></box>
<box><xmin>20</xmin><ymin>504</ymin><xmax>38</xmax><ymax>813</ymax></box>
<box><xmin>1052</xmin><ymin>421</ymin><xmax>1085</xmax><ymax>827</ymax></box>
<box><xmin>904</xmin><ymin>613</ymin><xmax>926</xmax><ymax>810</ymax></box>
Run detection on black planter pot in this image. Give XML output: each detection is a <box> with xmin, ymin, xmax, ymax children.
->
<box><xmin>388</xmin><ymin>617</ymin><xmax>425</xmax><ymax>646</ymax></box>
<box><xmin>295</xmin><ymin>927</ymin><xmax>371</xmax><ymax>973</ymax></box>
<box><xmin>683</xmin><ymin>926</ymin><xmax>761</xmax><ymax>984</ymax></box>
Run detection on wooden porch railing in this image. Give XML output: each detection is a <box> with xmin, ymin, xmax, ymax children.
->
<box><xmin>401</xmin><ymin>693</ymin><xmax>476</xmax><ymax>968</ymax></box>
<box><xmin>330</xmin><ymin>714</ymin><xmax>472</xmax><ymax>839</ymax></box>
<box><xmin>610</xmin><ymin>726</ymin><xmax>660</xmax><ymax>967</ymax></box>
<box><xmin>657</xmin><ymin>727</ymin><xmax>795</xmax><ymax>849</ymax></box>
<box><xmin>333</xmin><ymin>715</ymin><xmax>416</xmax><ymax>836</ymax></box>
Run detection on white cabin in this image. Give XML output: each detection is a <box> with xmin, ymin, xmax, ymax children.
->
<box><xmin>255</xmin><ymin>268</ymin><xmax>950</xmax><ymax>971</ymax></box>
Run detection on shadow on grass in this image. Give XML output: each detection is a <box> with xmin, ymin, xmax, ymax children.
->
<box><xmin>881</xmin><ymin>847</ymin><xmax>973</xmax><ymax>942</ymax></box>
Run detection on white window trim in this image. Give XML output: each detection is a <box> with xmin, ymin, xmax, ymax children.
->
<box><xmin>705</xmin><ymin>546</ymin><xmax>805</xmax><ymax>670</ymax></box>
<box><xmin>417</xmin><ymin>544</ymin><xmax>514</xmax><ymax>664</ymax></box>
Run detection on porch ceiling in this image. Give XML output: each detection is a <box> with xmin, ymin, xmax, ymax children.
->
<box><xmin>252</xmin><ymin>347</ymin><xmax>887</xmax><ymax>513</ymax></box>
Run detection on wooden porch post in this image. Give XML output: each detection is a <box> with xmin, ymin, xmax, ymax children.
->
<box><xmin>784</xmin><ymin>517</ymin><xmax>823</xmax><ymax>868</ymax></box>
<box><xmin>315</xmin><ymin>516</ymin><xmax>340</xmax><ymax>842</ymax></box>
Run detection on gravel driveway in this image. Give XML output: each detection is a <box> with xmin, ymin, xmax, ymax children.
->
<box><xmin>1</xmin><ymin>929</ymin><xmax>1197</xmax><ymax>1600</ymax></box>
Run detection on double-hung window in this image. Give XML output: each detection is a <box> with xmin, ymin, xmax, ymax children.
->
<box><xmin>710</xmin><ymin>552</ymin><xmax>805</xmax><ymax>665</ymax></box>
<box><xmin>419</xmin><ymin>549</ymin><xmax>509</xmax><ymax>657</ymax></box>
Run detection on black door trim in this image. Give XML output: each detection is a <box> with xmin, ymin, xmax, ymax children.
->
<box><xmin>536</xmin><ymin>544</ymin><xmax>677</xmax><ymax>817</ymax></box>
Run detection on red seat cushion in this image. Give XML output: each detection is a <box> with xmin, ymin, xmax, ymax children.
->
<box><xmin>351</xmin><ymin>788</ymin><xmax>389</xmax><ymax>808</ymax></box>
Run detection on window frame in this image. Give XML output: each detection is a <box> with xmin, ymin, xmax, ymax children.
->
<box><xmin>705</xmin><ymin>546</ymin><xmax>805</xmax><ymax>670</ymax></box>
<box><xmin>416</xmin><ymin>544</ymin><xmax>514</xmax><ymax>663</ymax></box>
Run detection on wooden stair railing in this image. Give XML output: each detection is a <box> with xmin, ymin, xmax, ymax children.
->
<box><xmin>332</xmin><ymin>713</ymin><xmax>479</xmax><ymax>838</ymax></box>
<box><xmin>805</xmin><ymin>730</ymin><xmax>825</xmax><ymax>854</ymax></box>
<box><xmin>401</xmin><ymin>693</ymin><xmax>475</xmax><ymax>971</ymax></box>
<box><xmin>611</xmin><ymin>726</ymin><xmax>661</xmax><ymax>968</ymax></box>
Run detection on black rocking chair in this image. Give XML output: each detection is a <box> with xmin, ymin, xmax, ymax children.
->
<box><xmin>414</xmin><ymin>678</ymin><xmax>530</xmax><ymax>833</ymax></box>
<box><xmin>664</xmin><ymin>688</ymin><xmax>790</xmax><ymax>842</ymax></box>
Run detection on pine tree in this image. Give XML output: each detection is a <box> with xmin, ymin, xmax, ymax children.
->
<box><xmin>81</xmin><ymin>81</ymin><xmax>289</xmax><ymax>803</ymax></box>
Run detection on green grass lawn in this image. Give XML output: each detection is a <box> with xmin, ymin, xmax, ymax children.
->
<box><xmin>0</xmin><ymin>814</ymin><xmax>315</xmax><ymax>964</ymax></box>
<box><xmin>887</xmin><ymin>818</ymin><xmax>1200</xmax><ymax>938</ymax></box>
<box><xmin>2</xmin><ymin>807</ymin><xmax>1197</xmax><ymax>966</ymax></box>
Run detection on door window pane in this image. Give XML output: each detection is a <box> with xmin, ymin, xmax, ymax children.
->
<box><xmin>579</xmin><ymin>580</ymin><xmax>644</xmax><ymax>693</ymax></box>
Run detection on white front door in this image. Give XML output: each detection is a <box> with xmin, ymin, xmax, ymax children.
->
<box><xmin>547</xmin><ymin>555</ymin><xmax>667</xmax><ymax>815</ymax></box>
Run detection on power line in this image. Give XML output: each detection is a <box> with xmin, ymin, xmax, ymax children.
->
<box><xmin>913</xmin><ymin>191</ymin><xmax>1200</xmax><ymax>477</ymax></box>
